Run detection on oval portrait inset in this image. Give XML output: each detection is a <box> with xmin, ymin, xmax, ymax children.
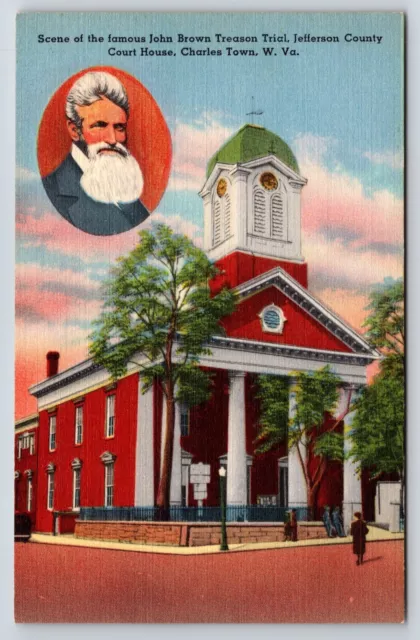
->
<box><xmin>38</xmin><ymin>66</ymin><xmax>172</xmax><ymax>236</ymax></box>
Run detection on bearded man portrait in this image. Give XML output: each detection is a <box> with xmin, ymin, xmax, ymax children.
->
<box><xmin>42</xmin><ymin>71</ymin><xmax>149</xmax><ymax>236</ymax></box>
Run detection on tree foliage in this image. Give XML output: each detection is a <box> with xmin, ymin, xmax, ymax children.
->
<box><xmin>350</xmin><ymin>279</ymin><xmax>405</xmax><ymax>481</ymax></box>
<box><xmin>89</xmin><ymin>224</ymin><xmax>236</xmax><ymax>509</ymax></box>
<box><xmin>350</xmin><ymin>375</ymin><xmax>404</xmax><ymax>478</ymax></box>
<box><xmin>363</xmin><ymin>279</ymin><xmax>404</xmax><ymax>377</ymax></box>
<box><xmin>255</xmin><ymin>366</ymin><xmax>350</xmax><ymax>516</ymax></box>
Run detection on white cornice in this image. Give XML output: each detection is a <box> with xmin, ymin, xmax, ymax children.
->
<box><xmin>200</xmin><ymin>155</ymin><xmax>307</xmax><ymax>196</ymax></box>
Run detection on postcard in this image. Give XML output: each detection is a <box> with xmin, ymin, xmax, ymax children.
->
<box><xmin>15</xmin><ymin>11</ymin><xmax>404</xmax><ymax>623</ymax></box>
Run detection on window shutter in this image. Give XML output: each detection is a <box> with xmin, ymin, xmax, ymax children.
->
<box><xmin>213</xmin><ymin>200</ymin><xmax>221</xmax><ymax>246</ymax></box>
<box><xmin>224</xmin><ymin>193</ymin><xmax>231</xmax><ymax>238</ymax></box>
<box><xmin>271</xmin><ymin>194</ymin><xmax>285</xmax><ymax>239</ymax></box>
<box><xmin>253</xmin><ymin>189</ymin><xmax>266</xmax><ymax>235</ymax></box>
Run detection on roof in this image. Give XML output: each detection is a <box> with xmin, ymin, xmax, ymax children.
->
<box><xmin>206</xmin><ymin>124</ymin><xmax>300</xmax><ymax>177</ymax></box>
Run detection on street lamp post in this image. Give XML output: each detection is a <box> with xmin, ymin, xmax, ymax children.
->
<box><xmin>218</xmin><ymin>466</ymin><xmax>229</xmax><ymax>551</ymax></box>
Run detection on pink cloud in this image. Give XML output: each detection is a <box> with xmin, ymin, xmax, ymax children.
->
<box><xmin>293</xmin><ymin>133</ymin><xmax>404</xmax><ymax>249</ymax></box>
<box><xmin>170</xmin><ymin>116</ymin><xmax>236</xmax><ymax>191</ymax></box>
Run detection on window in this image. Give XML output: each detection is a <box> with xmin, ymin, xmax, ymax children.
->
<box><xmin>49</xmin><ymin>415</ymin><xmax>57</xmax><ymax>451</ymax></box>
<box><xmin>73</xmin><ymin>468</ymin><xmax>81</xmax><ymax>510</ymax></box>
<box><xmin>17</xmin><ymin>439</ymin><xmax>22</xmax><ymax>459</ymax></box>
<box><xmin>252</xmin><ymin>175</ymin><xmax>288</xmax><ymax>242</ymax></box>
<box><xmin>105</xmin><ymin>395</ymin><xmax>115</xmax><ymax>438</ymax></box>
<box><xmin>180</xmin><ymin>404</ymin><xmax>190</xmax><ymax>437</ymax></box>
<box><xmin>47</xmin><ymin>472</ymin><xmax>54</xmax><ymax>510</ymax></box>
<box><xmin>29</xmin><ymin>434</ymin><xmax>35</xmax><ymax>455</ymax></box>
<box><xmin>259</xmin><ymin>304</ymin><xmax>286</xmax><ymax>335</ymax></box>
<box><xmin>27</xmin><ymin>476</ymin><xmax>33</xmax><ymax>512</ymax></box>
<box><xmin>75</xmin><ymin>405</ymin><xmax>83</xmax><ymax>445</ymax></box>
<box><xmin>212</xmin><ymin>179</ymin><xmax>231</xmax><ymax>247</ymax></box>
<box><xmin>104</xmin><ymin>463</ymin><xmax>114</xmax><ymax>507</ymax></box>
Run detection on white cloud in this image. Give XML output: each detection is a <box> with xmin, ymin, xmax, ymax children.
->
<box><xmin>169</xmin><ymin>114</ymin><xmax>236</xmax><ymax>191</ymax></box>
<box><xmin>16</xmin><ymin>166</ymin><xmax>38</xmax><ymax>181</ymax></box>
<box><xmin>363</xmin><ymin>150</ymin><xmax>404</xmax><ymax>170</ymax></box>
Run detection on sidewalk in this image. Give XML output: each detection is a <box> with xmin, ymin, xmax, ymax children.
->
<box><xmin>29</xmin><ymin>525</ymin><xmax>404</xmax><ymax>556</ymax></box>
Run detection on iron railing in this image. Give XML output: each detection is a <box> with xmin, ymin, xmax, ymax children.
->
<box><xmin>79</xmin><ymin>505</ymin><xmax>310</xmax><ymax>523</ymax></box>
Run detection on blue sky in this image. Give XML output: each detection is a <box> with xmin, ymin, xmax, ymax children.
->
<box><xmin>15</xmin><ymin>11</ymin><xmax>404</xmax><ymax>416</ymax></box>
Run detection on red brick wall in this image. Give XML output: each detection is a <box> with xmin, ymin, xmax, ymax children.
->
<box><xmin>75</xmin><ymin>521</ymin><xmax>327</xmax><ymax>547</ymax></box>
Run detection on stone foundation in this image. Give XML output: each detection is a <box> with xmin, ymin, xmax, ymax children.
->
<box><xmin>74</xmin><ymin>520</ymin><xmax>327</xmax><ymax>547</ymax></box>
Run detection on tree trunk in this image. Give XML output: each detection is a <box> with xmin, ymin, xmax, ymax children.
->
<box><xmin>156</xmin><ymin>385</ymin><xmax>175</xmax><ymax>518</ymax></box>
<box><xmin>307</xmin><ymin>484</ymin><xmax>319</xmax><ymax>521</ymax></box>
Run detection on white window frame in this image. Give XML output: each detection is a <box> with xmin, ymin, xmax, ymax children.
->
<box><xmin>47</xmin><ymin>472</ymin><xmax>54</xmax><ymax>511</ymax></box>
<box><xmin>104</xmin><ymin>463</ymin><xmax>114</xmax><ymax>507</ymax></box>
<box><xmin>75</xmin><ymin>405</ymin><xmax>83</xmax><ymax>445</ymax></box>
<box><xmin>17</xmin><ymin>438</ymin><xmax>22</xmax><ymax>459</ymax></box>
<box><xmin>73</xmin><ymin>467</ymin><xmax>81</xmax><ymax>510</ymax></box>
<box><xmin>49</xmin><ymin>415</ymin><xmax>57</xmax><ymax>451</ymax></box>
<box><xmin>105</xmin><ymin>395</ymin><xmax>115</xmax><ymax>438</ymax></box>
<box><xmin>180</xmin><ymin>403</ymin><xmax>190</xmax><ymax>437</ymax></box>
<box><xmin>29</xmin><ymin>433</ymin><xmax>35</xmax><ymax>455</ymax></box>
<box><xmin>27</xmin><ymin>476</ymin><xmax>33</xmax><ymax>512</ymax></box>
<box><xmin>258</xmin><ymin>304</ymin><xmax>287</xmax><ymax>335</ymax></box>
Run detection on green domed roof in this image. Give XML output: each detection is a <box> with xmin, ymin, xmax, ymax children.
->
<box><xmin>206</xmin><ymin>124</ymin><xmax>299</xmax><ymax>178</ymax></box>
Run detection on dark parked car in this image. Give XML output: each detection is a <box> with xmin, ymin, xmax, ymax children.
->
<box><xmin>14</xmin><ymin>512</ymin><xmax>32</xmax><ymax>542</ymax></box>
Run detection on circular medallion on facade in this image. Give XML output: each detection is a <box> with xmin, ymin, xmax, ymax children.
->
<box><xmin>216</xmin><ymin>178</ymin><xmax>227</xmax><ymax>197</ymax></box>
<box><xmin>260</xmin><ymin>172</ymin><xmax>278</xmax><ymax>191</ymax></box>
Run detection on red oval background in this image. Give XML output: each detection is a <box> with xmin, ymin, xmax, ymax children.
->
<box><xmin>37</xmin><ymin>66</ymin><xmax>172</xmax><ymax>212</ymax></box>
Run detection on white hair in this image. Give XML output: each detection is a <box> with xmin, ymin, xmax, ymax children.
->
<box><xmin>66</xmin><ymin>71</ymin><xmax>129</xmax><ymax>128</ymax></box>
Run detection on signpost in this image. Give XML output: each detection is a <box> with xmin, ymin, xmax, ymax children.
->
<box><xmin>190</xmin><ymin>463</ymin><xmax>211</xmax><ymax>518</ymax></box>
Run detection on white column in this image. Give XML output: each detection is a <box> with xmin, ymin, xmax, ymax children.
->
<box><xmin>227</xmin><ymin>371</ymin><xmax>247</xmax><ymax>505</ymax></box>
<box><xmin>160</xmin><ymin>395</ymin><xmax>182</xmax><ymax>506</ymax></box>
<box><xmin>287</xmin><ymin>385</ymin><xmax>308</xmax><ymax>508</ymax></box>
<box><xmin>340</xmin><ymin>386</ymin><xmax>362</xmax><ymax>532</ymax></box>
<box><xmin>134</xmin><ymin>377</ymin><xmax>154</xmax><ymax>507</ymax></box>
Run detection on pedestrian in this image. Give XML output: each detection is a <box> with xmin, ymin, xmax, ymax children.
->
<box><xmin>322</xmin><ymin>505</ymin><xmax>334</xmax><ymax>537</ymax></box>
<box><xmin>332</xmin><ymin>506</ymin><xmax>346</xmax><ymax>537</ymax></box>
<box><xmin>283</xmin><ymin>511</ymin><xmax>292</xmax><ymax>542</ymax></box>
<box><xmin>350</xmin><ymin>512</ymin><xmax>369</xmax><ymax>565</ymax></box>
<box><xmin>290</xmin><ymin>509</ymin><xmax>298</xmax><ymax>542</ymax></box>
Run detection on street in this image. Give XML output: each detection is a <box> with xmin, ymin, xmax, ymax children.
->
<box><xmin>15</xmin><ymin>540</ymin><xmax>404</xmax><ymax>623</ymax></box>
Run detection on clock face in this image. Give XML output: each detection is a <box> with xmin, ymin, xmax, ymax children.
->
<box><xmin>216</xmin><ymin>178</ymin><xmax>227</xmax><ymax>197</ymax></box>
<box><xmin>260</xmin><ymin>172</ymin><xmax>278</xmax><ymax>191</ymax></box>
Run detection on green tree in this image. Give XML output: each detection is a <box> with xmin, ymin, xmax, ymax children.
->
<box><xmin>350</xmin><ymin>279</ymin><xmax>405</xmax><ymax>494</ymax></box>
<box><xmin>350</xmin><ymin>375</ymin><xmax>404</xmax><ymax>480</ymax></box>
<box><xmin>255</xmin><ymin>366</ymin><xmax>352</xmax><ymax>518</ymax></box>
<box><xmin>89</xmin><ymin>224</ymin><xmax>236</xmax><ymax>512</ymax></box>
<box><xmin>362</xmin><ymin>279</ymin><xmax>404</xmax><ymax>377</ymax></box>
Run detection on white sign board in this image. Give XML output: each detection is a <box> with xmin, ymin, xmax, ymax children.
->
<box><xmin>190</xmin><ymin>463</ymin><xmax>211</xmax><ymax>485</ymax></box>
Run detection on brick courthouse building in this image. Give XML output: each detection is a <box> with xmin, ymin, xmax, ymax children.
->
<box><xmin>16</xmin><ymin>125</ymin><xmax>379</xmax><ymax>537</ymax></box>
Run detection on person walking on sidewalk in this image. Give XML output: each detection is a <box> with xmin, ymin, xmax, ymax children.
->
<box><xmin>322</xmin><ymin>505</ymin><xmax>334</xmax><ymax>537</ymax></box>
<box><xmin>332</xmin><ymin>506</ymin><xmax>346</xmax><ymax>537</ymax></box>
<box><xmin>290</xmin><ymin>509</ymin><xmax>298</xmax><ymax>542</ymax></box>
<box><xmin>350</xmin><ymin>512</ymin><xmax>369</xmax><ymax>565</ymax></box>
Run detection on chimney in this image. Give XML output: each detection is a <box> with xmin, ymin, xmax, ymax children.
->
<box><xmin>46</xmin><ymin>351</ymin><xmax>60</xmax><ymax>378</ymax></box>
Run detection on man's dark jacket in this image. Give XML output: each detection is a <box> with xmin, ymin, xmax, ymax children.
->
<box><xmin>42</xmin><ymin>154</ymin><xmax>149</xmax><ymax>236</ymax></box>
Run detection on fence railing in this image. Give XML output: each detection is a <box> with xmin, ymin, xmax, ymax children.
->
<box><xmin>79</xmin><ymin>505</ymin><xmax>310</xmax><ymax>523</ymax></box>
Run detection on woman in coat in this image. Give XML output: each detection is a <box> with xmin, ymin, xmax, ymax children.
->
<box><xmin>350</xmin><ymin>512</ymin><xmax>369</xmax><ymax>565</ymax></box>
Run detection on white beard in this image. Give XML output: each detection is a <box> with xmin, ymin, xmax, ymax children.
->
<box><xmin>80</xmin><ymin>142</ymin><xmax>144</xmax><ymax>206</ymax></box>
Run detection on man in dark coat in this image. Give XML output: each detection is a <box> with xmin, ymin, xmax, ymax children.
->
<box><xmin>322</xmin><ymin>505</ymin><xmax>334</xmax><ymax>537</ymax></box>
<box><xmin>350</xmin><ymin>512</ymin><xmax>369</xmax><ymax>565</ymax></box>
<box><xmin>290</xmin><ymin>509</ymin><xmax>298</xmax><ymax>542</ymax></box>
<box><xmin>332</xmin><ymin>506</ymin><xmax>346</xmax><ymax>537</ymax></box>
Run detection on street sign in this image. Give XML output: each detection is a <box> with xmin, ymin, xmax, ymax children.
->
<box><xmin>190</xmin><ymin>463</ymin><xmax>211</xmax><ymax>485</ymax></box>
